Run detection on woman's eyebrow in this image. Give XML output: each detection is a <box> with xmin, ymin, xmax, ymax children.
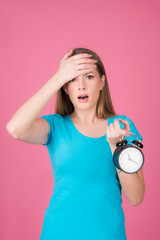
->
<box><xmin>84</xmin><ymin>72</ymin><xmax>94</xmax><ymax>75</ymax></box>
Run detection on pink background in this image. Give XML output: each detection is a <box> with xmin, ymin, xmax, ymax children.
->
<box><xmin>1</xmin><ymin>0</ymin><xmax>160</xmax><ymax>239</ymax></box>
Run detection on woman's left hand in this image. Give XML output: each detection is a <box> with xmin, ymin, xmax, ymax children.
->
<box><xmin>106</xmin><ymin>118</ymin><xmax>132</xmax><ymax>147</ymax></box>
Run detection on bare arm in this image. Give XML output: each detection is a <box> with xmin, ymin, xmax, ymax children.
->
<box><xmin>6</xmin><ymin>72</ymin><xmax>64</xmax><ymax>144</ymax></box>
<box><xmin>107</xmin><ymin>118</ymin><xmax>145</xmax><ymax>206</ymax></box>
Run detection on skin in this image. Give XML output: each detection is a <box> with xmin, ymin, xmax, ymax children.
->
<box><xmin>63</xmin><ymin>68</ymin><xmax>106</xmax><ymax>125</ymax></box>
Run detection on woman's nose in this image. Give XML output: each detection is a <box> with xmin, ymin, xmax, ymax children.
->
<box><xmin>77</xmin><ymin>78</ymin><xmax>86</xmax><ymax>89</ymax></box>
<box><xmin>78</xmin><ymin>86</ymin><xmax>86</xmax><ymax>90</ymax></box>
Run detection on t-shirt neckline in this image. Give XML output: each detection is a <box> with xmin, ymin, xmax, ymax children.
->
<box><xmin>67</xmin><ymin>115</ymin><xmax>110</xmax><ymax>141</ymax></box>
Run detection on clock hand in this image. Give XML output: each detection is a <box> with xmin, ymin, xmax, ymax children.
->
<box><xmin>126</xmin><ymin>152</ymin><xmax>138</xmax><ymax>163</ymax></box>
<box><xmin>128</xmin><ymin>159</ymin><xmax>138</xmax><ymax>164</ymax></box>
<box><xmin>126</xmin><ymin>152</ymin><xmax>130</xmax><ymax>159</ymax></box>
<box><xmin>126</xmin><ymin>152</ymin><xmax>133</xmax><ymax>161</ymax></box>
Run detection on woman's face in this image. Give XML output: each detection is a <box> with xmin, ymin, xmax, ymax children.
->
<box><xmin>63</xmin><ymin>69</ymin><xmax>105</xmax><ymax>111</ymax></box>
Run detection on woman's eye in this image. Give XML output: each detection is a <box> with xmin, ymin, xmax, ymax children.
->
<box><xmin>69</xmin><ymin>75</ymin><xmax>93</xmax><ymax>82</ymax></box>
<box><xmin>69</xmin><ymin>78</ymin><xmax>76</xmax><ymax>82</ymax></box>
<box><xmin>86</xmin><ymin>75</ymin><xmax>94</xmax><ymax>79</ymax></box>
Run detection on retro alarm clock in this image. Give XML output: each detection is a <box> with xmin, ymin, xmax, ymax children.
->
<box><xmin>113</xmin><ymin>132</ymin><xmax>144</xmax><ymax>174</ymax></box>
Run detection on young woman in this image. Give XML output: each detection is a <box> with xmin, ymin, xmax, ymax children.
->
<box><xmin>6</xmin><ymin>47</ymin><xmax>145</xmax><ymax>239</ymax></box>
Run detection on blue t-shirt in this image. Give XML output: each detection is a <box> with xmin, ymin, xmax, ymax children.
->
<box><xmin>39</xmin><ymin>114</ymin><xmax>143</xmax><ymax>240</ymax></box>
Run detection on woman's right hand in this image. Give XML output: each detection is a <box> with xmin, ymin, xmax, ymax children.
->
<box><xmin>56</xmin><ymin>49</ymin><xmax>97</xmax><ymax>85</ymax></box>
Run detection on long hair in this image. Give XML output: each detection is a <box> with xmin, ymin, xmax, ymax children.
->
<box><xmin>54</xmin><ymin>47</ymin><xmax>117</xmax><ymax>119</ymax></box>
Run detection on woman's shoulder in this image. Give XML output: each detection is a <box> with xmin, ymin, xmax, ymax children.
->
<box><xmin>40</xmin><ymin>113</ymin><xmax>63</xmax><ymax>125</ymax></box>
<box><xmin>41</xmin><ymin>113</ymin><xmax>63</xmax><ymax>119</ymax></box>
<box><xmin>113</xmin><ymin>114</ymin><xmax>132</xmax><ymax>120</ymax></box>
<box><xmin>109</xmin><ymin>114</ymin><xmax>129</xmax><ymax>120</ymax></box>
<box><xmin>40</xmin><ymin>113</ymin><xmax>71</xmax><ymax>124</ymax></box>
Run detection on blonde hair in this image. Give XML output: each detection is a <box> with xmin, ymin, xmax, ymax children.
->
<box><xmin>54</xmin><ymin>47</ymin><xmax>117</xmax><ymax>119</ymax></box>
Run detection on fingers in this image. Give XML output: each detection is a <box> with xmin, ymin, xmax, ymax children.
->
<box><xmin>77</xmin><ymin>63</ymin><xmax>97</xmax><ymax>70</ymax></box>
<box><xmin>74</xmin><ymin>55</ymin><xmax>97</xmax><ymax>70</ymax></box>
<box><xmin>60</xmin><ymin>49</ymin><xmax>74</xmax><ymax>63</ymax></box>
<box><xmin>72</xmin><ymin>53</ymin><xmax>93</xmax><ymax>60</ymax></box>
<box><xmin>108</xmin><ymin>118</ymin><xmax>131</xmax><ymax>138</ymax></box>
<box><xmin>108</xmin><ymin>119</ymin><xmax>121</xmax><ymax>137</ymax></box>
<box><xmin>72</xmin><ymin>54</ymin><xmax>97</xmax><ymax>73</ymax></box>
<box><xmin>118</xmin><ymin>119</ymin><xmax>131</xmax><ymax>136</ymax></box>
<box><xmin>113</xmin><ymin>119</ymin><xmax>121</xmax><ymax>131</ymax></box>
<box><xmin>65</xmin><ymin>49</ymin><xmax>73</xmax><ymax>57</ymax></box>
<box><xmin>60</xmin><ymin>52</ymin><xmax>95</xmax><ymax>69</ymax></box>
<box><xmin>77</xmin><ymin>58</ymin><xmax>97</xmax><ymax>65</ymax></box>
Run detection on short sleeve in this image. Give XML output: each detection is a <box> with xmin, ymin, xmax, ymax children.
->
<box><xmin>40</xmin><ymin>114</ymin><xmax>56</xmax><ymax>146</ymax></box>
<box><xmin>122</xmin><ymin>115</ymin><xmax>143</xmax><ymax>144</ymax></box>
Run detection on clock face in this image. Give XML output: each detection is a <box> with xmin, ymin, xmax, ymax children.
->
<box><xmin>118</xmin><ymin>146</ymin><xmax>144</xmax><ymax>173</ymax></box>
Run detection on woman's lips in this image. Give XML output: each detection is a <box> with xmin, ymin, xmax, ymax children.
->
<box><xmin>77</xmin><ymin>96</ymin><xmax>89</xmax><ymax>103</ymax></box>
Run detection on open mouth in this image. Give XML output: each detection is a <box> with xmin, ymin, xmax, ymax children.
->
<box><xmin>77</xmin><ymin>96</ymin><xmax>89</xmax><ymax>99</ymax></box>
<box><xmin>77</xmin><ymin>95</ymin><xmax>89</xmax><ymax>102</ymax></box>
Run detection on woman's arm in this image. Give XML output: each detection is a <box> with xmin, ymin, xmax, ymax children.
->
<box><xmin>6</xmin><ymin>71</ymin><xmax>64</xmax><ymax>139</ymax></box>
<box><xmin>6</xmin><ymin>51</ymin><xmax>96</xmax><ymax>142</ymax></box>
<box><xmin>106</xmin><ymin>118</ymin><xmax>145</xmax><ymax>206</ymax></box>
<box><xmin>110</xmin><ymin>144</ymin><xmax>145</xmax><ymax>206</ymax></box>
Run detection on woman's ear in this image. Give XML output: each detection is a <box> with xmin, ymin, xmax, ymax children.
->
<box><xmin>63</xmin><ymin>84</ymin><xmax>68</xmax><ymax>95</ymax></box>
<box><xmin>100</xmin><ymin>75</ymin><xmax>105</xmax><ymax>91</ymax></box>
